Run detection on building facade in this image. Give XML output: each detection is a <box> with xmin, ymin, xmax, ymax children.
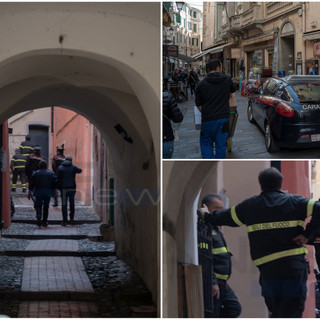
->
<box><xmin>199</xmin><ymin>2</ymin><xmax>320</xmax><ymax>83</ymax></box>
<box><xmin>163</xmin><ymin>2</ymin><xmax>202</xmax><ymax>76</ymax></box>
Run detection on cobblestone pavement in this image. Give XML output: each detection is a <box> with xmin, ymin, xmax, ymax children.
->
<box><xmin>171</xmin><ymin>90</ymin><xmax>320</xmax><ymax>159</ymax></box>
<box><xmin>0</xmin><ymin>192</ymin><xmax>156</xmax><ymax>318</ymax></box>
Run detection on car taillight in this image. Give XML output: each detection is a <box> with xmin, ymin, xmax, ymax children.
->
<box><xmin>275</xmin><ymin>102</ymin><xmax>294</xmax><ymax>117</ymax></box>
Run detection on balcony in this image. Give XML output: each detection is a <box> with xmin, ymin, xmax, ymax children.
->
<box><xmin>239</xmin><ymin>4</ymin><xmax>263</xmax><ymax>30</ymax></box>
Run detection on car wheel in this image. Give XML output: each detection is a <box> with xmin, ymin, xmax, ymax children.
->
<box><xmin>265</xmin><ymin>121</ymin><xmax>279</xmax><ymax>153</ymax></box>
<box><xmin>247</xmin><ymin>103</ymin><xmax>255</xmax><ymax>123</ymax></box>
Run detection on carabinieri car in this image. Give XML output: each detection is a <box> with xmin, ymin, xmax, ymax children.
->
<box><xmin>247</xmin><ymin>75</ymin><xmax>320</xmax><ymax>152</ymax></box>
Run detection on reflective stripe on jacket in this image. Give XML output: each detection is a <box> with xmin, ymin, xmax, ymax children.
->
<box><xmin>204</xmin><ymin>190</ymin><xmax>320</xmax><ymax>268</ymax></box>
<box><xmin>10</xmin><ymin>154</ymin><xmax>27</xmax><ymax>170</ymax></box>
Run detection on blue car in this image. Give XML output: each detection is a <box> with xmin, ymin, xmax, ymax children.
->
<box><xmin>247</xmin><ymin>75</ymin><xmax>320</xmax><ymax>152</ymax></box>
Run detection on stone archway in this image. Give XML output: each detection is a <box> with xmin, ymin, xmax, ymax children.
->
<box><xmin>0</xmin><ymin>2</ymin><xmax>160</xmax><ymax>309</ymax></box>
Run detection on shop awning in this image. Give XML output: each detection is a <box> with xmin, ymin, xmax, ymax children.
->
<box><xmin>192</xmin><ymin>43</ymin><xmax>233</xmax><ymax>60</ymax></box>
<box><xmin>243</xmin><ymin>32</ymin><xmax>274</xmax><ymax>46</ymax></box>
<box><xmin>178</xmin><ymin>54</ymin><xmax>195</xmax><ymax>63</ymax></box>
<box><xmin>303</xmin><ymin>30</ymin><xmax>320</xmax><ymax>41</ymax></box>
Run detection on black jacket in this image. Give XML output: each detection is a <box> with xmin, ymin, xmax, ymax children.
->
<box><xmin>195</xmin><ymin>72</ymin><xmax>236</xmax><ymax>121</ymax></box>
<box><xmin>25</xmin><ymin>153</ymin><xmax>45</xmax><ymax>179</ymax></box>
<box><xmin>52</xmin><ymin>154</ymin><xmax>66</xmax><ymax>173</ymax></box>
<box><xmin>10</xmin><ymin>153</ymin><xmax>27</xmax><ymax>170</ymax></box>
<box><xmin>57</xmin><ymin>160</ymin><xmax>82</xmax><ymax>189</ymax></box>
<box><xmin>163</xmin><ymin>91</ymin><xmax>183</xmax><ymax>142</ymax></box>
<box><xmin>20</xmin><ymin>141</ymin><xmax>34</xmax><ymax>156</ymax></box>
<box><xmin>29</xmin><ymin>169</ymin><xmax>58</xmax><ymax>197</ymax></box>
<box><xmin>211</xmin><ymin>225</ymin><xmax>232</xmax><ymax>284</ymax></box>
<box><xmin>203</xmin><ymin>190</ymin><xmax>320</xmax><ymax>268</ymax></box>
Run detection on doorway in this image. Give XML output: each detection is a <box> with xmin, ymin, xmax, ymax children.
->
<box><xmin>29</xmin><ymin>124</ymin><xmax>49</xmax><ymax>161</ymax></box>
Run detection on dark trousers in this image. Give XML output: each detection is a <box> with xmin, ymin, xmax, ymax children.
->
<box><xmin>61</xmin><ymin>188</ymin><xmax>76</xmax><ymax>222</ymax></box>
<box><xmin>35</xmin><ymin>195</ymin><xmax>50</xmax><ymax>223</ymax></box>
<box><xmin>259</xmin><ymin>256</ymin><xmax>308</xmax><ymax>318</ymax></box>
<box><xmin>12</xmin><ymin>168</ymin><xmax>27</xmax><ymax>190</ymax></box>
<box><xmin>213</xmin><ymin>281</ymin><xmax>241</xmax><ymax>318</ymax></box>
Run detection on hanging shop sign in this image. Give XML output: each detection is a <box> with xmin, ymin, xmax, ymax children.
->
<box><xmin>231</xmin><ymin>48</ymin><xmax>240</xmax><ymax>59</ymax></box>
<box><xmin>314</xmin><ymin>42</ymin><xmax>320</xmax><ymax>57</ymax></box>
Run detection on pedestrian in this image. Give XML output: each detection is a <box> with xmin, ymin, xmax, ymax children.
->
<box><xmin>198</xmin><ymin>167</ymin><xmax>320</xmax><ymax>318</ymax></box>
<box><xmin>163</xmin><ymin>90</ymin><xmax>183</xmax><ymax>159</ymax></box>
<box><xmin>19</xmin><ymin>134</ymin><xmax>34</xmax><ymax>157</ymax></box>
<box><xmin>51</xmin><ymin>146</ymin><xmax>66</xmax><ymax>206</ymax></box>
<box><xmin>188</xmin><ymin>69</ymin><xmax>198</xmax><ymax>96</ymax></box>
<box><xmin>57</xmin><ymin>156</ymin><xmax>82</xmax><ymax>226</ymax></box>
<box><xmin>10</xmin><ymin>148</ymin><xmax>27</xmax><ymax>192</ymax></box>
<box><xmin>200</xmin><ymin>194</ymin><xmax>241</xmax><ymax>318</ymax></box>
<box><xmin>25</xmin><ymin>145</ymin><xmax>45</xmax><ymax>181</ymax></box>
<box><xmin>28</xmin><ymin>160</ymin><xmax>58</xmax><ymax>227</ymax></box>
<box><xmin>195</xmin><ymin>59</ymin><xmax>236</xmax><ymax>159</ymax></box>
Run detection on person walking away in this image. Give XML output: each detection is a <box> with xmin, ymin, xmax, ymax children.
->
<box><xmin>25</xmin><ymin>146</ymin><xmax>45</xmax><ymax>204</ymax></box>
<box><xmin>28</xmin><ymin>160</ymin><xmax>58</xmax><ymax>227</ymax></box>
<box><xmin>188</xmin><ymin>69</ymin><xmax>198</xmax><ymax>96</ymax></box>
<box><xmin>57</xmin><ymin>156</ymin><xmax>82</xmax><ymax>226</ymax></box>
<box><xmin>195</xmin><ymin>59</ymin><xmax>236</xmax><ymax>159</ymax></box>
<box><xmin>10</xmin><ymin>148</ymin><xmax>27</xmax><ymax>192</ymax></box>
<box><xmin>163</xmin><ymin>91</ymin><xmax>183</xmax><ymax>159</ymax></box>
<box><xmin>198</xmin><ymin>167</ymin><xmax>320</xmax><ymax>318</ymax></box>
<box><xmin>51</xmin><ymin>146</ymin><xmax>66</xmax><ymax>206</ymax></box>
<box><xmin>25</xmin><ymin>146</ymin><xmax>45</xmax><ymax>181</ymax></box>
<box><xmin>19</xmin><ymin>134</ymin><xmax>34</xmax><ymax>157</ymax></box>
<box><xmin>200</xmin><ymin>194</ymin><xmax>241</xmax><ymax>318</ymax></box>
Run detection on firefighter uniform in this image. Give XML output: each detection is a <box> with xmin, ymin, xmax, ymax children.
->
<box><xmin>10</xmin><ymin>151</ymin><xmax>27</xmax><ymax>192</ymax></box>
<box><xmin>210</xmin><ymin>225</ymin><xmax>241</xmax><ymax>318</ymax></box>
<box><xmin>19</xmin><ymin>140</ymin><xmax>34</xmax><ymax>157</ymax></box>
<box><xmin>201</xmin><ymin>190</ymin><xmax>320</xmax><ymax>318</ymax></box>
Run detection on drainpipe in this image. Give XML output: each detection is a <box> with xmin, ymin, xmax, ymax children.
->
<box><xmin>109</xmin><ymin>177</ymin><xmax>114</xmax><ymax>225</ymax></box>
<box><xmin>302</xmin><ymin>2</ymin><xmax>306</xmax><ymax>74</ymax></box>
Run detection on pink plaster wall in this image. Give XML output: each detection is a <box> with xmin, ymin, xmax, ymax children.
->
<box><xmin>282</xmin><ymin>161</ymin><xmax>314</xmax><ymax>318</ymax></box>
<box><xmin>51</xmin><ymin>107</ymin><xmax>91</xmax><ymax>205</ymax></box>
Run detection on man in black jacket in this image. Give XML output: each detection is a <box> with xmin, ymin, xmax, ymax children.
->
<box><xmin>163</xmin><ymin>91</ymin><xmax>183</xmax><ymax>159</ymax></box>
<box><xmin>57</xmin><ymin>156</ymin><xmax>82</xmax><ymax>226</ymax></box>
<box><xmin>195</xmin><ymin>59</ymin><xmax>236</xmax><ymax>159</ymax></box>
<box><xmin>51</xmin><ymin>146</ymin><xmax>66</xmax><ymax>206</ymax></box>
<box><xmin>201</xmin><ymin>194</ymin><xmax>241</xmax><ymax>318</ymax></box>
<box><xmin>28</xmin><ymin>160</ymin><xmax>58</xmax><ymax>227</ymax></box>
<box><xmin>198</xmin><ymin>167</ymin><xmax>320</xmax><ymax>317</ymax></box>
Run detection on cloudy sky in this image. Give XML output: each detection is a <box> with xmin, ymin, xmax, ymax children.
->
<box><xmin>188</xmin><ymin>1</ymin><xmax>203</xmax><ymax>11</ymax></box>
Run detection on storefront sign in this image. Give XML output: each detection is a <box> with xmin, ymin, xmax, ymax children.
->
<box><xmin>314</xmin><ymin>42</ymin><xmax>320</xmax><ymax>57</ymax></box>
<box><xmin>163</xmin><ymin>45</ymin><xmax>179</xmax><ymax>57</ymax></box>
<box><xmin>231</xmin><ymin>48</ymin><xmax>240</xmax><ymax>59</ymax></box>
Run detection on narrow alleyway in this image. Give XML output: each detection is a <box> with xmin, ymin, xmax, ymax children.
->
<box><xmin>0</xmin><ymin>191</ymin><xmax>156</xmax><ymax>318</ymax></box>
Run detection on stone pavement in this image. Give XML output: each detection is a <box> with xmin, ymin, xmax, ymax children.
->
<box><xmin>0</xmin><ymin>191</ymin><xmax>156</xmax><ymax>318</ymax></box>
<box><xmin>171</xmin><ymin>90</ymin><xmax>320</xmax><ymax>159</ymax></box>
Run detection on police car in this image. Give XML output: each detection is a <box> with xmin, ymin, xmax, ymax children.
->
<box><xmin>247</xmin><ymin>75</ymin><xmax>320</xmax><ymax>152</ymax></box>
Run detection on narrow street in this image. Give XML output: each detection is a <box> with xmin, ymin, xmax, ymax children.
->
<box><xmin>172</xmin><ymin>90</ymin><xmax>320</xmax><ymax>159</ymax></box>
<box><xmin>0</xmin><ymin>191</ymin><xmax>156</xmax><ymax>318</ymax></box>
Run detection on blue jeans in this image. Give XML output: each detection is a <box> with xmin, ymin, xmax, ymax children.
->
<box><xmin>35</xmin><ymin>194</ymin><xmax>51</xmax><ymax>223</ymax></box>
<box><xmin>200</xmin><ymin>118</ymin><xmax>229</xmax><ymax>159</ymax></box>
<box><xmin>163</xmin><ymin>140</ymin><xmax>174</xmax><ymax>159</ymax></box>
<box><xmin>61</xmin><ymin>188</ymin><xmax>76</xmax><ymax>222</ymax></box>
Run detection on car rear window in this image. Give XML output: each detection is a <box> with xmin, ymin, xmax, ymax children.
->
<box><xmin>291</xmin><ymin>82</ymin><xmax>320</xmax><ymax>101</ymax></box>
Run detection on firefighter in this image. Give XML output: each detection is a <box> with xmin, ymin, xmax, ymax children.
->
<box><xmin>198</xmin><ymin>167</ymin><xmax>320</xmax><ymax>318</ymax></box>
<box><xmin>200</xmin><ymin>194</ymin><xmax>241</xmax><ymax>318</ymax></box>
<box><xmin>19</xmin><ymin>135</ymin><xmax>34</xmax><ymax>157</ymax></box>
<box><xmin>25</xmin><ymin>146</ymin><xmax>45</xmax><ymax>181</ymax></box>
<box><xmin>10</xmin><ymin>148</ymin><xmax>27</xmax><ymax>192</ymax></box>
<box><xmin>51</xmin><ymin>146</ymin><xmax>66</xmax><ymax>206</ymax></box>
